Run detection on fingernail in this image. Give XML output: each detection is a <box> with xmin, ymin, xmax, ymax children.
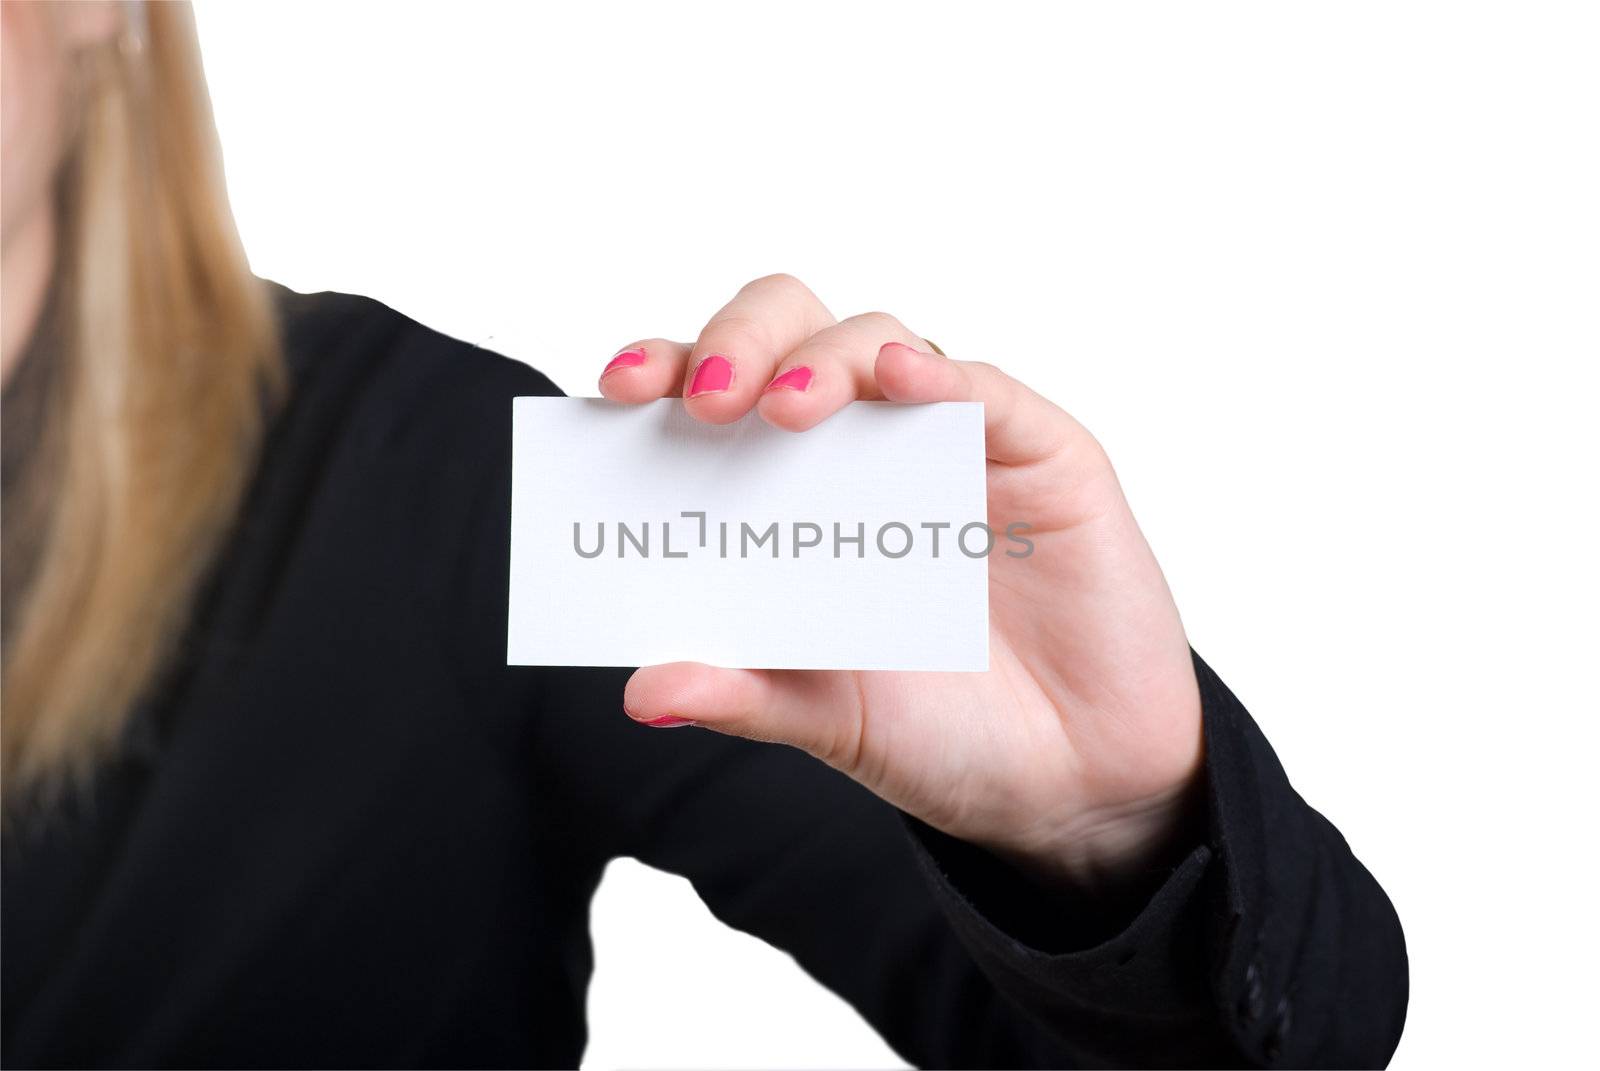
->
<box><xmin>640</xmin><ymin>714</ymin><xmax>695</xmax><ymax>728</ymax></box>
<box><xmin>764</xmin><ymin>366</ymin><xmax>813</xmax><ymax>393</ymax></box>
<box><xmin>688</xmin><ymin>354</ymin><xmax>734</xmax><ymax>397</ymax></box>
<box><xmin>879</xmin><ymin>341</ymin><xmax>925</xmax><ymax>358</ymax></box>
<box><xmin>602</xmin><ymin>348</ymin><xmax>647</xmax><ymax>378</ymax></box>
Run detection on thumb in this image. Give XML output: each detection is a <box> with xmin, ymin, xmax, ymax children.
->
<box><xmin>623</xmin><ymin>663</ymin><xmax>863</xmax><ymax>765</ymax></box>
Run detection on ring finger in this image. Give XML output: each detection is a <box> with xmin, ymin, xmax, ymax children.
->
<box><xmin>757</xmin><ymin>311</ymin><xmax>927</xmax><ymax>431</ymax></box>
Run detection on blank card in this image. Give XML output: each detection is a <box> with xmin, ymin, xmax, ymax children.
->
<box><xmin>507</xmin><ymin>397</ymin><xmax>990</xmax><ymax>671</ymax></box>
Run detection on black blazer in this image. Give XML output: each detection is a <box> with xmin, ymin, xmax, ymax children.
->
<box><xmin>1</xmin><ymin>286</ymin><xmax>1408</xmax><ymax>1068</ymax></box>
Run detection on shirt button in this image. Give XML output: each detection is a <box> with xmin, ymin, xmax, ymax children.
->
<box><xmin>1263</xmin><ymin>994</ymin><xmax>1293</xmax><ymax>1061</ymax></box>
<box><xmin>1238</xmin><ymin>961</ymin><xmax>1265</xmax><ymax>1023</ymax></box>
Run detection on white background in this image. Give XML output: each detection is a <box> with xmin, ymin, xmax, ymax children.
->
<box><xmin>193</xmin><ymin>2</ymin><xmax>1598</xmax><ymax>1067</ymax></box>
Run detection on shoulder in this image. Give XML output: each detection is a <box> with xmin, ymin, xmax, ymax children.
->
<box><xmin>260</xmin><ymin>282</ymin><xmax>563</xmax><ymax>490</ymax></box>
<box><xmin>236</xmin><ymin>284</ymin><xmax>550</xmax><ymax>689</ymax></box>
<box><xmin>269</xmin><ymin>282</ymin><xmax>562</xmax><ymax>417</ymax></box>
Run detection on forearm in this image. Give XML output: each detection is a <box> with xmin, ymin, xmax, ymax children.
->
<box><xmin>907</xmin><ymin>653</ymin><xmax>1408</xmax><ymax>1068</ymax></box>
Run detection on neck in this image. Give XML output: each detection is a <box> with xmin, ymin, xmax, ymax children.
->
<box><xmin>2</xmin><ymin>207</ymin><xmax>57</xmax><ymax>391</ymax></box>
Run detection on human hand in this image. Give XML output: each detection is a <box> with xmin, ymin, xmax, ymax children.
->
<box><xmin>601</xmin><ymin>274</ymin><xmax>1203</xmax><ymax>890</ymax></box>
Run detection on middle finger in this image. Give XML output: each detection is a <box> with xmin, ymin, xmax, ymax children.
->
<box><xmin>681</xmin><ymin>273</ymin><xmax>836</xmax><ymax>424</ymax></box>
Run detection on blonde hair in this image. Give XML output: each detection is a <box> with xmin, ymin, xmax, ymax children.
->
<box><xmin>2</xmin><ymin>2</ymin><xmax>281</xmax><ymax>808</ymax></box>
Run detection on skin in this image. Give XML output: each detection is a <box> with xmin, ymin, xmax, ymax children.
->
<box><xmin>606</xmin><ymin>280</ymin><xmax>1205</xmax><ymax>891</ymax></box>
<box><xmin>1</xmin><ymin>1</ymin><xmax>118</xmax><ymax>387</ymax></box>
<box><xmin>5</xmin><ymin>5</ymin><xmax>1203</xmax><ymax>893</ymax></box>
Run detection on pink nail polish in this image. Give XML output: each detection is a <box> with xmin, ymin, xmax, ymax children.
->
<box><xmin>764</xmin><ymin>366</ymin><xmax>813</xmax><ymax>393</ymax></box>
<box><xmin>688</xmin><ymin>354</ymin><xmax>734</xmax><ymax>396</ymax></box>
<box><xmin>641</xmin><ymin>714</ymin><xmax>695</xmax><ymax>728</ymax></box>
<box><xmin>602</xmin><ymin>348</ymin><xmax>647</xmax><ymax>378</ymax></box>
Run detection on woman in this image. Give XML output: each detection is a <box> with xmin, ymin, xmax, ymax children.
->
<box><xmin>1</xmin><ymin>4</ymin><xmax>1407</xmax><ymax>1068</ymax></box>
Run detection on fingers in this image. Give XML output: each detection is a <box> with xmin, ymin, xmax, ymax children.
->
<box><xmin>597</xmin><ymin>338</ymin><xmax>691</xmax><ymax>402</ymax></box>
<box><xmin>623</xmin><ymin>662</ymin><xmax>863</xmax><ymax>764</ymax></box>
<box><xmin>596</xmin><ymin>277</ymin><xmax>1082</xmax><ymax>468</ymax></box>
<box><xmin>680</xmin><ymin>274</ymin><xmax>837</xmax><ymax>425</ymax></box>
<box><xmin>874</xmin><ymin>342</ymin><xmax>1080</xmax><ymax>466</ymax></box>
<box><xmin>755</xmin><ymin>311</ymin><xmax>924</xmax><ymax>432</ymax></box>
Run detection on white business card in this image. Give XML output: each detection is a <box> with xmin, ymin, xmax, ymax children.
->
<box><xmin>507</xmin><ymin>397</ymin><xmax>990</xmax><ymax>671</ymax></box>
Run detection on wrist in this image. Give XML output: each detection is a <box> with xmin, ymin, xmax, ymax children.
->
<box><xmin>992</xmin><ymin>764</ymin><xmax>1208</xmax><ymax>899</ymax></box>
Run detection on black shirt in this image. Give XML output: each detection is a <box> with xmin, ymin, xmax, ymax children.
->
<box><xmin>1</xmin><ymin>285</ymin><xmax>1408</xmax><ymax>1068</ymax></box>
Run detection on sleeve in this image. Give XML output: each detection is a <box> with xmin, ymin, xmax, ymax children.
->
<box><xmin>451</xmin><ymin>352</ymin><xmax>1406</xmax><ymax>1068</ymax></box>
<box><xmin>896</xmin><ymin>652</ymin><xmax>1410</xmax><ymax>1068</ymax></box>
<box><xmin>519</xmin><ymin>653</ymin><xmax>1407</xmax><ymax>1070</ymax></box>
